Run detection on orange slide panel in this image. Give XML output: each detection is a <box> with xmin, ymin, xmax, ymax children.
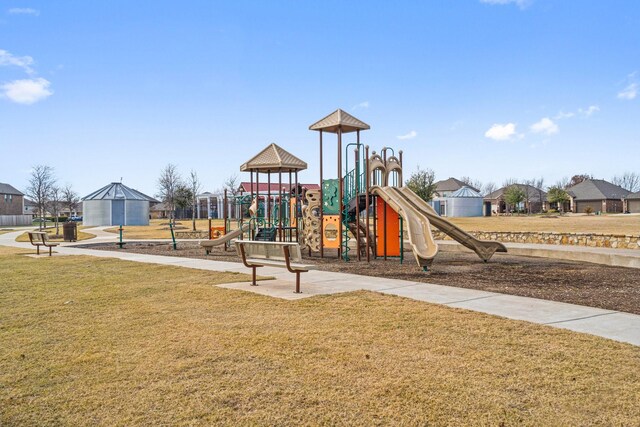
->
<box><xmin>322</xmin><ymin>215</ymin><xmax>340</xmax><ymax>249</ymax></box>
<box><xmin>376</xmin><ymin>200</ymin><xmax>400</xmax><ymax>256</ymax></box>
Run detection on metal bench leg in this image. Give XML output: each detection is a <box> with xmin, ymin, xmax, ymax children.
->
<box><xmin>49</xmin><ymin>246</ymin><xmax>53</xmax><ymax>256</ymax></box>
<box><xmin>36</xmin><ymin>245</ymin><xmax>40</xmax><ymax>255</ymax></box>
<box><xmin>251</xmin><ymin>266</ymin><xmax>257</xmax><ymax>286</ymax></box>
<box><xmin>295</xmin><ymin>272</ymin><xmax>301</xmax><ymax>294</ymax></box>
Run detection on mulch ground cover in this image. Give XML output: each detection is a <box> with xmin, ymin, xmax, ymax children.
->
<box><xmin>81</xmin><ymin>241</ymin><xmax>640</xmax><ymax>315</ymax></box>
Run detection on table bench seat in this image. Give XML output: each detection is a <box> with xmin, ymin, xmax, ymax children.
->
<box><xmin>27</xmin><ymin>231</ymin><xmax>60</xmax><ymax>256</ymax></box>
<box><xmin>235</xmin><ymin>241</ymin><xmax>315</xmax><ymax>293</ymax></box>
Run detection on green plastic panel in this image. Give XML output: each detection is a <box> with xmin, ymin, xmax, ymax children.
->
<box><xmin>322</xmin><ymin>179</ymin><xmax>340</xmax><ymax>215</ymax></box>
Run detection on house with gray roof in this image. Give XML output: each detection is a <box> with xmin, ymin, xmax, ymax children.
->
<box><xmin>566</xmin><ymin>179</ymin><xmax>630</xmax><ymax>213</ymax></box>
<box><xmin>623</xmin><ymin>191</ymin><xmax>640</xmax><ymax>213</ymax></box>
<box><xmin>483</xmin><ymin>184</ymin><xmax>547</xmax><ymax>214</ymax></box>
<box><xmin>0</xmin><ymin>182</ymin><xmax>31</xmax><ymax>226</ymax></box>
<box><xmin>434</xmin><ymin>177</ymin><xmax>480</xmax><ymax>198</ymax></box>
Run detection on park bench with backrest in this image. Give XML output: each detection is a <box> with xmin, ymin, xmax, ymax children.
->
<box><xmin>27</xmin><ymin>231</ymin><xmax>60</xmax><ymax>256</ymax></box>
<box><xmin>235</xmin><ymin>241</ymin><xmax>315</xmax><ymax>293</ymax></box>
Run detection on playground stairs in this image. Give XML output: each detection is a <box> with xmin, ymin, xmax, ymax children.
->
<box><xmin>347</xmin><ymin>221</ymin><xmax>375</xmax><ymax>257</ymax></box>
<box><xmin>347</xmin><ymin>193</ymin><xmax>370</xmax><ymax>217</ymax></box>
<box><xmin>254</xmin><ymin>227</ymin><xmax>277</xmax><ymax>242</ymax></box>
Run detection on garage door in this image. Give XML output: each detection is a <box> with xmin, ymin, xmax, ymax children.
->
<box><xmin>575</xmin><ymin>201</ymin><xmax>600</xmax><ymax>213</ymax></box>
<box><xmin>628</xmin><ymin>200</ymin><xmax>640</xmax><ymax>213</ymax></box>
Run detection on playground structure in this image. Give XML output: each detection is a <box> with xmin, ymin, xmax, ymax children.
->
<box><xmin>202</xmin><ymin>109</ymin><xmax>507</xmax><ymax>270</ymax></box>
<box><xmin>199</xmin><ymin>143</ymin><xmax>308</xmax><ymax>252</ymax></box>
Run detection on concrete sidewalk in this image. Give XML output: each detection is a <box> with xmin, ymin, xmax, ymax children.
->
<box><xmin>1</xmin><ymin>229</ymin><xmax>638</xmax><ymax>346</ymax></box>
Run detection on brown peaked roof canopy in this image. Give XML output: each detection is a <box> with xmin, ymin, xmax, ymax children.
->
<box><xmin>240</xmin><ymin>143</ymin><xmax>308</xmax><ymax>173</ymax></box>
<box><xmin>308</xmin><ymin>109</ymin><xmax>370</xmax><ymax>134</ymax></box>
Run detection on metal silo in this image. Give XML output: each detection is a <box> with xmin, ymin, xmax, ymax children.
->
<box><xmin>447</xmin><ymin>186</ymin><xmax>483</xmax><ymax>217</ymax></box>
<box><xmin>82</xmin><ymin>182</ymin><xmax>156</xmax><ymax>226</ymax></box>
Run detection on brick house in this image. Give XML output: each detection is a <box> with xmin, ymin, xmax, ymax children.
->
<box><xmin>624</xmin><ymin>191</ymin><xmax>640</xmax><ymax>213</ymax></box>
<box><xmin>0</xmin><ymin>183</ymin><xmax>32</xmax><ymax>226</ymax></box>
<box><xmin>483</xmin><ymin>184</ymin><xmax>547</xmax><ymax>214</ymax></box>
<box><xmin>566</xmin><ymin>179</ymin><xmax>630</xmax><ymax>213</ymax></box>
<box><xmin>433</xmin><ymin>177</ymin><xmax>480</xmax><ymax>198</ymax></box>
<box><xmin>0</xmin><ymin>183</ymin><xmax>24</xmax><ymax>215</ymax></box>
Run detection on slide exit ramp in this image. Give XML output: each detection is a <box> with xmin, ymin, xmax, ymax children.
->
<box><xmin>397</xmin><ymin>186</ymin><xmax>507</xmax><ymax>261</ymax></box>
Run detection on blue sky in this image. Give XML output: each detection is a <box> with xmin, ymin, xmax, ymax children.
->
<box><xmin>1</xmin><ymin>0</ymin><xmax>639</xmax><ymax>197</ymax></box>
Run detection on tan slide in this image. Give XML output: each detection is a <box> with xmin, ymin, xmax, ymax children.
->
<box><xmin>200</xmin><ymin>223</ymin><xmax>251</xmax><ymax>254</ymax></box>
<box><xmin>370</xmin><ymin>186</ymin><xmax>439</xmax><ymax>269</ymax></box>
<box><xmin>397</xmin><ymin>186</ymin><xmax>507</xmax><ymax>261</ymax></box>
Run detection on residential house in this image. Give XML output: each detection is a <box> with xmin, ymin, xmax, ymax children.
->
<box><xmin>0</xmin><ymin>183</ymin><xmax>31</xmax><ymax>226</ymax></box>
<box><xmin>0</xmin><ymin>183</ymin><xmax>24</xmax><ymax>215</ymax></box>
<box><xmin>433</xmin><ymin>178</ymin><xmax>480</xmax><ymax>198</ymax></box>
<box><xmin>624</xmin><ymin>191</ymin><xmax>640</xmax><ymax>214</ymax></box>
<box><xmin>484</xmin><ymin>184</ymin><xmax>548</xmax><ymax>215</ymax></box>
<box><xmin>566</xmin><ymin>179</ymin><xmax>630</xmax><ymax>213</ymax></box>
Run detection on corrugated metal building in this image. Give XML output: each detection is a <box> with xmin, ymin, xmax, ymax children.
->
<box><xmin>431</xmin><ymin>186</ymin><xmax>483</xmax><ymax>217</ymax></box>
<box><xmin>82</xmin><ymin>182</ymin><xmax>157</xmax><ymax>226</ymax></box>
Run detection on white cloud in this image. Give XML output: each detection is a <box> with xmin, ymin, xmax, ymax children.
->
<box><xmin>1</xmin><ymin>78</ymin><xmax>52</xmax><ymax>104</ymax></box>
<box><xmin>554</xmin><ymin>105</ymin><xmax>599</xmax><ymax>120</ymax></box>
<box><xmin>554</xmin><ymin>111</ymin><xmax>575</xmax><ymax>120</ymax></box>
<box><xmin>0</xmin><ymin>49</ymin><xmax>35</xmax><ymax>74</ymax></box>
<box><xmin>397</xmin><ymin>130</ymin><xmax>417</xmax><ymax>140</ymax></box>
<box><xmin>479</xmin><ymin>0</ymin><xmax>530</xmax><ymax>9</ymax></box>
<box><xmin>618</xmin><ymin>83</ymin><xmax>638</xmax><ymax>100</ymax></box>
<box><xmin>484</xmin><ymin>123</ymin><xmax>517</xmax><ymax>141</ymax></box>
<box><xmin>7</xmin><ymin>7</ymin><xmax>40</xmax><ymax>16</ymax></box>
<box><xmin>578</xmin><ymin>105</ymin><xmax>599</xmax><ymax>116</ymax></box>
<box><xmin>352</xmin><ymin>101</ymin><xmax>369</xmax><ymax>110</ymax></box>
<box><xmin>530</xmin><ymin>117</ymin><xmax>558</xmax><ymax>135</ymax></box>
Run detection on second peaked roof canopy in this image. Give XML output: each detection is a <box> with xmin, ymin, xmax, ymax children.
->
<box><xmin>309</xmin><ymin>109</ymin><xmax>370</xmax><ymax>134</ymax></box>
<box><xmin>240</xmin><ymin>143</ymin><xmax>308</xmax><ymax>173</ymax></box>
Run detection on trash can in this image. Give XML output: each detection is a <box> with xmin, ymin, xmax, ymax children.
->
<box><xmin>63</xmin><ymin>221</ymin><xmax>77</xmax><ymax>242</ymax></box>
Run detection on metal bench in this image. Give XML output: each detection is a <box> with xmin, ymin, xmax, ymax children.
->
<box><xmin>235</xmin><ymin>241</ymin><xmax>315</xmax><ymax>293</ymax></box>
<box><xmin>27</xmin><ymin>231</ymin><xmax>60</xmax><ymax>256</ymax></box>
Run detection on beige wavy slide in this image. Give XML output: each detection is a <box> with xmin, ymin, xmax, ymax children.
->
<box><xmin>200</xmin><ymin>222</ymin><xmax>251</xmax><ymax>254</ymax></box>
<box><xmin>396</xmin><ymin>186</ymin><xmax>507</xmax><ymax>261</ymax></box>
<box><xmin>370</xmin><ymin>186</ymin><xmax>439</xmax><ymax>269</ymax></box>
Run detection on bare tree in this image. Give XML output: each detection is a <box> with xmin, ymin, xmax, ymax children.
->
<box><xmin>502</xmin><ymin>177</ymin><xmax>518</xmax><ymax>187</ymax></box>
<box><xmin>224</xmin><ymin>174</ymin><xmax>240</xmax><ymax>197</ymax></box>
<box><xmin>522</xmin><ymin>179</ymin><xmax>537</xmax><ymax>214</ymax></box>
<box><xmin>611</xmin><ymin>172</ymin><xmax>640</xmax><ymax>193</ymax></box>
<box><xmin>460</xmin><ymin>176</ymin><xmax>483</xmax><ymax>192</ymax></box>
<box><xmin>25</xmin><ymin>165</ymin><xmax>56</xmax><ymax>230</ymax></box>
<box><xmin>48</xmin><ymin>186</ymin><xmax>63</xmax><ymax>236</ymax></box>
<box><xmin>62</xmin><ymin>184</ymin><xmax>80</xmax><ymax>218</ymax></box>
<box><xmin>187</xmin><ymin>170</ymin><xmax>201</xmax><ymax>231</ymax></box>
<box><xmin>555</xmin><ymin>176</ymin><xmax>570</xmax><ymax>190</ymax></box>
<box><xmin>521</xmin><ymin>177</ymin><xmax>546</xmax><ymax>214</ymax></box>
<box><xmin>568</xmin><ymin>174</ymin><xmax>592</xmax><ymax>188</ymax></box>
<box><xmin>482</xmin><ymin>182</ymin><xmax>497</xmax><ymax>197</ymax></box>
<box><xmin>156</xmin><ymin>164</ymin><xmax>182</xmax><ymax>225</ymax></box>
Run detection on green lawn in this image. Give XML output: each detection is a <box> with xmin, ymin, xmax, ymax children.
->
<box><xmin>1</xmin><ymin>246</ymin><xmax>638</xmax><ymax>425</ymax></box>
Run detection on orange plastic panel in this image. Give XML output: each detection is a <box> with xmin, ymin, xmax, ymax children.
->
<box><xmin>322</xmin><ymin>215</ymin><xmax>340</xmax><ymax>249</ymax></box>
<box><xmin>210</xmin><ymin>226</ymin><xmax>226</xmax><ymax>239</ymax></box>
<box><xmin>376</xmin><ymin>200</ymin><xmax>400</xmax><ymax>256</ymax></box>
<box><xmin>290</xmin><ymin>198</ymin><xmax>297</xmax><ymax>227</ymax></box>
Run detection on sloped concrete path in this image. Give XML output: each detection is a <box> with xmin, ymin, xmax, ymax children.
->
<box><xmin>1</xmin><ymin>229</ymin><xmax>638</xmax><ymax>346</ymax></box>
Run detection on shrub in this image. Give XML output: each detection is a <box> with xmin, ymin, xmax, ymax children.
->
<box><xmin>584</xmin><ymin>207</ymin><xmax>593</xmax><ymax>215</ymax></box>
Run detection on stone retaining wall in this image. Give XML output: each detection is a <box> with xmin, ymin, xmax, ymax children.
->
<box><xmin>175</xmin><ymin>230</ymin><xmax>209</xmax><ymax>239</ymax></box>
<box><xmin>431</xmin><ymin>230</ymin><xmax>640</xmax><ymax>250</ymax></box>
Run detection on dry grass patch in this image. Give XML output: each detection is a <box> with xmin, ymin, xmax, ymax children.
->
<box><xmin>15</xmin><ymin>227</ymin><xmax>95</xmax><ymax>242</ymax></box>
<box><xmin>104</xmin><ymin>219</ymin><xmax>228</xmax><ymax>239</ymax></box>
<box><xmin>448</xmin><ymin>214</ymin><xmax>640</xmax><ymax>235</ymax></box>
<box><xmin>0</xmin><ymin>245</ymin><xmax>31</xmax><ymax>255</ymax></box>
<box><xmin>1</xmin><ymin>254</ymin><xmax>639</xmax><ymax>425</ymax></box>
